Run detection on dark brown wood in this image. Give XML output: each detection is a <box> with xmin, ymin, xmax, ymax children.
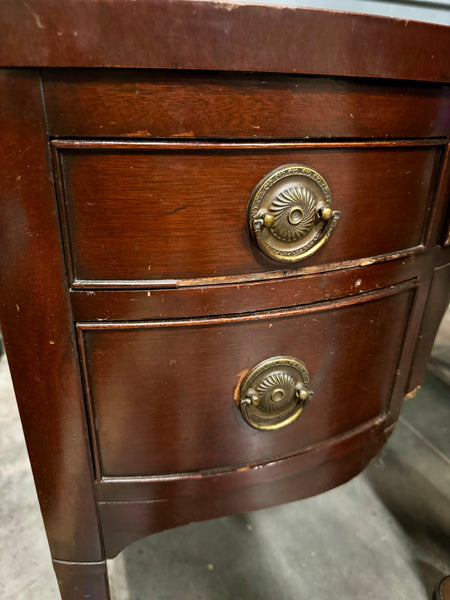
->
<box><xmin>78</xmin><ymin>283</ymin><xmax>413</xmax><ymax>477</ymax></box>
<box><xmin>1</xmin><ymin>1</ymin><xmax>450</xmax><ymax>83</ymax></box>
<box><xmin>0</xmin><ymin>70</ymin><xmax>105</xmax><ymax>564</ymax></box>
<box><xmin>407</xmin><ymin>262</ymin><xmax>450</xmax><ymax>392</ymax></box>
<box><xmin>53</xmin><ymin>560</ymin><xmax>110</xmax><ymax>600</ymax></box>
<box><xmin>99</xmin><ymin>420</ymin><xmax>393</xmax><ymax>558</ymax></box>
<box><xmin>44</xmin><ymin>71</ymin><xmax>450</xmax><ymax>139</ymax></box>
<box><xmin>54</xmin><ymin>140</ymin><xmax>441</xmax><ymax>286</ymax></box>
<box><xmin>427</xmin><ymin>144</ymin><xmax>450</xmax><ymax>246</ymax></box>
<box><xmin>1</xmin><ymin>5</ymin><xmax>450</xmax><ymax>599</ymax></box>
<box><xmin>68</xmin><ymin>252</ymin><xmax>430</xmax><ymax>322</ymax></box>
<box><xmin>97</xmin><ymin>418</ymin><xmax>387</xmax><ymax>503</ymax></box>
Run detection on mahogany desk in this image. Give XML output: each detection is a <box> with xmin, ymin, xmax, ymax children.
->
<box><xmin>0</xmin><ymin>2</ymin><xmax>449</xmax><ymax>598</ymax></box>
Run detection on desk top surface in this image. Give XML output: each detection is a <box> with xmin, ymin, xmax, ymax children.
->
<box><xmin>1</xmin><ymin>0</ymin><xmax>450</xmax><ymax>83</ymax></box>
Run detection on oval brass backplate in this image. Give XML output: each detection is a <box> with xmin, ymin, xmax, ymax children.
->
<box><xmin>238</xmin><ymin>356</ymin><xmax>313</xmax><ymax>431</ymax></box>
<box><xmin>247</xmin><ymin>164</ymin><xmax>340</xmax><ymax>263</ymax></box>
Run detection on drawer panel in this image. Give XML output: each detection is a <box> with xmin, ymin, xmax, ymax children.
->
<box><xmin>78</xmin><ymin>284</ymin><xmax>414</xmax><ymax>477</ymax></box>
<box><xmin>55</xmin><ymin>141</ymin><xmax>440</xmax><ymax>287</ymax></box>
<box><xmin>44</xmin><ymin>71</ymin><xmax>450</xmax><ymax>140</ymax></box>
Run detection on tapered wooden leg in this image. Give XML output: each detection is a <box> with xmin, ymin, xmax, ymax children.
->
<box><xmin>53</xmin><ymin>560</ymin><xmax>111</xmax><ymax>600</ymax></box>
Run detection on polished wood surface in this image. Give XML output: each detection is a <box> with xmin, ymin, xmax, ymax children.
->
<box><xmin>55</xmin><ymin>141</ymin><xmax>440</xmax><ymax>285</ymax></box>
<box><xmin>79</xmin><ymin>284</ymin><xmax>413</xmax><ymax>477</ymax></box>
<box><xmin>69</xmin><ymin>250</ymin><xmax>447</xmax><ymax>321</ymax></box>
<box><xmin>1</xmin><ymin>1</ymin><xmax>450</xmax><ymax>82</ymax></box>
<box><xmin>0</xmin><ymin>3</ymin><xmax>449</xmax><ymax>598</ymax></box>
<box><xmin>0</xmin><ymin>71</ymin><xmax>105</xmax><ymax>565</ymax></box>
<box><xmin>53</xmin><ymin>561</ymin><xmax>110</xmax><ymax>600</ymax></box>
<box><xmin>44</xmin><ymin>71</ymin><xmax>450</xmax><ymax>140</ymax></box>
<box><xmin>99</xmin><ymin>420</ymin><xmax>393</xmax><ymax>557</ymax></box>
<box><xmin>408</xmin><ymin>263</ymin><xmax>450</xmax><ymax>391</ymax></box>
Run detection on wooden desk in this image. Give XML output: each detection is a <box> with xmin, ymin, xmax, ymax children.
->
<box><xmin>0</xmin><ymin>2</ymin><xmax>449</xmax><ymax>598</ymax></box>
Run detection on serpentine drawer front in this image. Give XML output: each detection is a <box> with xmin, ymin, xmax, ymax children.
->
<box><xmin>53</xmin><ymin>141</ymin><xmax>440</xmax><ymax>287</ymax></box>
<box><xmin>79</xmin><ymin>283</ymin><xmax>413</xmax><ymax>477</ymax></box>
<box><xmin>1</xmin><ymin>3</ymin><xmax>449</xmax><ymax>599</ymax></box>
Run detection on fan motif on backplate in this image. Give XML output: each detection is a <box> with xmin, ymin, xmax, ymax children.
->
<box><xmin>270</xmin><ymin>186</ymin><xmax>317</xmax><ymax>242</ymax></box>
<box><xmin>255</xmin><ymin>371</ymin><xmax>296</xmax><ymax>412</ymax></box>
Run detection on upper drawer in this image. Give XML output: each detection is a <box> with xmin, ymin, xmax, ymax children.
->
<box><xmin>53</xmin><ymin>140</ymin><xmax>442</xmax><ymax>288</ymax></box>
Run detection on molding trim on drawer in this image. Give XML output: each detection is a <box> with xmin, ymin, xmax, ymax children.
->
<box><xmin>97</xmin><ymin>416</ymin><xmax>389</xmax><ymax>502</ymax></box>
<box><xmin>51</xmin><ymin>139</ymin><xmax>445</xmax><ymax>290</ymax></box>
<box><xmin>76</xmin><ymin>280</ymin><xmax>417</xmax><ymax>481</ymax></box>
<box><xmin>97</xmin><ymin>419</ymin><xmax>394</xmax><ymax>558</ymax></box>
<box><xmin>52</xmin><ymin>139</ymin><xmax>446</xmax><ymax>151</ymax></box>
<box><xmin>69</xmin><ymin>251</ymin><xmax>442</xmax><ymax>322</ymax></box>
<box><xmin>77</xmin><ymin>278</ymin><xmax>417</xmax><ymax>331</ymax></box>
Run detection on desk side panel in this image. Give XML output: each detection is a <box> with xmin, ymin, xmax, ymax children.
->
<box><xmin>0</xmin><ymin>69</ymin><xmax>103</xmax><ymax>562</ymax></box>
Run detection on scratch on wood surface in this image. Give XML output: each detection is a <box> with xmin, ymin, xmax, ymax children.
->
<box><xmin>180</xmin><ymin>248</ymin><xmax>420</xmax><ymax>288</ymax></box>
<box><xmin>166</xmin><ymin>205</ymin><xmax>187</xmax><ymax>216</ymax></box>
<box><xmin>128</xmin><ymin>130</ymin><xmax>152</xmax><ymax>137</ymax></box>
<box><xmin>23</xmin><ymin>2</ymin><xmax>46</xmax><ymax>28</ymax></box>
<box><xmin>173</xmin><ymin>131</ymin><xmax>195</xmax><ymax>138</ymax></box>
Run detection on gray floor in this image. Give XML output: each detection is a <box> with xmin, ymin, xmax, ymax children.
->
<box><xmin>1</xmin><ymin>346</ymin><xmax>449</xmax><ymax>599</ymax></box>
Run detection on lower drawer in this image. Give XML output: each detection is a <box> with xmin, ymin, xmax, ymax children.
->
<box><xmin>78</xmin><ymin>283</ymin><xmax>414</xmax><ymax>477</ymax></box>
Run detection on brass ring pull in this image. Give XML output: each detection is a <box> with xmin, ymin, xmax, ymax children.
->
<box><xmin>238</xmin><ymin>356</ymin><xmax>313</xmax><ymax>431</ymax></box>
<box><xmin>248</xmin><ymin>164</ymin><xmax>340</xmax><ymax>263</ymax></box>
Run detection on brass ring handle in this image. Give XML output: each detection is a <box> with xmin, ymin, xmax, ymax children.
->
<box><xmin>238</xmin><ymin>356</ymin><xmax>313</xmax><ymax>431</ymax></box>
<box><xmin>248</xmin><ymin>164</ymin><xmax>340</xmax><ymax>263</ymax></box>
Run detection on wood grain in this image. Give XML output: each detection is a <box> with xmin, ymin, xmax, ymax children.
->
<box><xmin>98</xmin><ymin>420</ymin><xmax>393</xmax><ymax>558</ymax></box>
<box><xmin>78</xmin><ymin>284</ymin><xmax>413</xmax><ymax>477</ymax></box>
<box><xmin>97</xmin><ymin>417</ymin><xmax>387</xmax><ymax>502</ymax></box>
<box><xmin>44</xmin><ymin>70</ymin><xmax>450</xmax><ymax>139</ymax></box>
<box><xmin>1</xmin><ymin>0</ymin><xmax>450</xmax><ymax>82</ymax></box>
<box><xmin>68</xmin><ymin>253</ymin><xmax>428</xmax><ymax>322</ymax></box>
<box><xmin>1</xmin><ymin>4</ymin><xmax>450</xmax><ymax>597</ymax></box>
<box><xmin>0</xmin><ymin>70</ymin><xmax>103</xmax><ymax>562</ymax></box>
<box><xmin>54</xmin><ymin>141</ymin><xmax>441</xmax><ymax>286</ymax></box>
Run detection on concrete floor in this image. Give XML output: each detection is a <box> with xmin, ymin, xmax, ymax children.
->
<box><xmin>1</xmin><ymin>331</ymin><xmax>449</xmax><ymax>599</ymax></box>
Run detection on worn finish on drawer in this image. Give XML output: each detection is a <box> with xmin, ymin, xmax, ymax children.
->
<box><xmin>44</xmin><ymin>71</ymin><xmax>450</xmax><ymax>139</ymax></box>
<box><xmin>78</xmin><ymin>284</ymin><xmax>413</xmax><ymax>477</ymax></box>
<box><xmin>54</xmin><ymin>141</ymin><xmax>440</xmax><ymax>286</ymax></box>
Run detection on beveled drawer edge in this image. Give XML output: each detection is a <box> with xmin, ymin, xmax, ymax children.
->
<box><xmin>51</xmin><ymin>138</ymin><xmax>447</xmax><ymax>151</ymax></box>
